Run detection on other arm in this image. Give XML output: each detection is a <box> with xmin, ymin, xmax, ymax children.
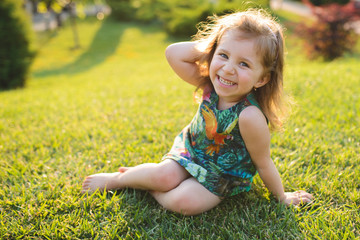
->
<box><xmin>165</xmin><ymin>42</ymin><xmax>204</xmax><ymax>87</ymax></box>
<box><xmin>239</xmin><ymin>107</ymin><xmax>313</xmax><ymax>206</ymax></box>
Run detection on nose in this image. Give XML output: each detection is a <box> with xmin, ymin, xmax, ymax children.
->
<box><xmin>222</xmin><ymin>61</ymin><xmax>235</xmax><ymax>74</ymax></box>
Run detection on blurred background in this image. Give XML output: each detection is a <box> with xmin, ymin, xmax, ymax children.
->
<box><xmin>1</xmin><ymin>0</ymin><xmax>359</xmax><ymax>90</ymax></box>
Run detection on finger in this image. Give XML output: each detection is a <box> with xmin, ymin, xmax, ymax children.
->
<box><xmin>294</xmin><ymin>199</ymin><xmax>304</xmax><ymax>206</ymax></box>
<box><xmin>300</xmin><ymin>192</ymin><xmax>313</xmax><ymax>200</ymax></box>
<box><xmin>301</xmin><ymin>196</ymin><xmax>312</xmax><ymax>203</ymax></box>
<box><xmin>291</xmin><ymin>195</ymin><xmax>310</xmax><ymax>205</ymax></box>
<box><xmin>299</xmin><ymin>196</ymin><xmax>314</xmax><ymax>205</ymax></box>
<box><xmin>297</xmin><ymin>190</ymin><xmax>313</xmax><ymax>199</ymax></box>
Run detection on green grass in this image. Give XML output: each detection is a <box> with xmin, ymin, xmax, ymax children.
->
<box><xmin>1</xmin><ymin>12</ymin><xmax>359</xmax><ymax>239</ymax></box>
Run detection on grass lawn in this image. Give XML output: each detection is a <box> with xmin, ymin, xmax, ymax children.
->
<box><xmin>1</xmin><ymin>11</ymin><xmax>359</xmax><ymax>239</ymax></box>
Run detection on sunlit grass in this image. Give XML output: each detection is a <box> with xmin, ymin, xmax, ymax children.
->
<box><xmin>0</xmin><ymin>12</ymin><xmax>359</xmax><ymax>239</ymax></box>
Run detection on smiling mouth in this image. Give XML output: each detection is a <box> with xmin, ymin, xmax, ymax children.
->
<box><xmin>218</xmin><ymin>76</ymin><xmax>236</xmax><ymax>86</ymax></box>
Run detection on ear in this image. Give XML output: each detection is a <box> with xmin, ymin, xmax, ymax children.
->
<box><xmin>254</xmin><ymin>73</ymin><xmax>270</xmax><ymax>88</ymax></box>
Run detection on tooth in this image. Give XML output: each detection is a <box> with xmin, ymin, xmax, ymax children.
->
<box><xmin>220</xmin><ymin>77</ymin><xmax>234</xmax><ymax>85</ymax></box>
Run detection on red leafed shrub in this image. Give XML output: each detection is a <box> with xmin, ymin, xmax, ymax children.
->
<box><xmin>297</xmin><ymin>0</ymin><xmax>359</xmax><ymax>60</ymax></box>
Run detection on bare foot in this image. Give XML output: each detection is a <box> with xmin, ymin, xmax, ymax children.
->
<box><xmin>118</xmin><ymin>167</ymin><xmax>132</xmax><ymax>173</ymax></box>
<box><xmin>81</xmin><ymin>172</ymin><xmax>123</xmax><ymax>193</ymax></box>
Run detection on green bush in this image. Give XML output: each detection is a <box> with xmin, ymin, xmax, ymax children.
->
<box><xmin>0</xmin><ymin>0</ymin><xmax>34</xmax><ymax>90</ymax></box>
<box><xmin>106</xmin><ymin>0</ymin><xmax>270</xmax><ymax>37</ymax></box>
<box><xmin>106</xmin><ymin>0</ymin><xmax>162</xmax><ymax>23</ymax></box>
<box><xmin>214</xmin><ymin>0</ymin><xmax>269</xmax><ymax>15</ymax></box>
<box><xmin>132</xmin><ymin>0</ymin><xmax>160</xmax><ymax>23</ymax></box>
<box><xmin>105</xmin><ymin>0</ymin><xmax>137</xmax><ymax>21</ymax></box>
<box><xmin>157</xmin><ymin>0</ymin><xmax>270</xmax><ymax>37</ymax></box>
<box><xmin>157</xmin><ymin>0</ymin><xmax>213</xmax><ymax>37</ymax></box>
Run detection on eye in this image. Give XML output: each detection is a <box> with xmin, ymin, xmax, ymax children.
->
<box><xmin>219</xmin><ymin>53</ymin><xmax>228</xmax><ymax>59</ymax></box>
<box><xmin>239</xmin><ymin>62</ymin><xmax>249</xmax><ymax>68</ymax></box>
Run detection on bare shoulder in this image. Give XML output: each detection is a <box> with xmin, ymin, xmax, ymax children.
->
<box><xmin>239</xmin><ymin>106</ymin><xmax>268</xmax><ymax>130</ymax></box>
<box><xmin>239</xmin><ymin>106</ymin><xmax>270</xmax><ymax>144</ymax></box>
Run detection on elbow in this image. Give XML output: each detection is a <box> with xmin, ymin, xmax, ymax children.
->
<box><xmin>165</xmin><ymin>44</ymin><xmax>176</xmax><ymax>62</ymax></box>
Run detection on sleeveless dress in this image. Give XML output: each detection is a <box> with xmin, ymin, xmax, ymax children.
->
<box><xmin>162</xmin><ymin>89</ymin><xmax>263</xmax><ymax>197</ymax></box>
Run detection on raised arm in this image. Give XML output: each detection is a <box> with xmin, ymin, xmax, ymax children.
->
<box><xmin>239</xmin><ymin>106</ymin><xmax>313</xmax><ymax>206</ymax></box>
<box><xmin>165</xmin><ymin>42</ymin><xmax>204</xmax><ymax>87</ymax></box>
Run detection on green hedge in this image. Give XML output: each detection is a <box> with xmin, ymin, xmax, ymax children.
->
<box><xmin>105</xmin><ymin>0</ymin><xmax>137</xmax><ymax>21</ymax></box>
<box><xmin>106</xmin><ymin>0</ymin><xmax>270</xmax><ymax>37</ymax></box>
<box><xmin>0</xmin><ymin>0</ymin><xmax>34</xmax><ymax>90</ymax></box>
<box><xmin>156</xmin><ymin>0</ymin><xmax>213</xmax><ymax>37</ymax></box>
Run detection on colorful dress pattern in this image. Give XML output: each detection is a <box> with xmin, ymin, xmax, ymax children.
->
<box><xmin>162</xmin><ymin>90</ymin><xmax>262</xmax><ymax>197</ymax></box>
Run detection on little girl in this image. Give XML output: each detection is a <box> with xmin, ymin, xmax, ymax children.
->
<box><xmin>82</xmin><ymin>9</ymin><xmax>313</xmax><ymax>215</ymax></box>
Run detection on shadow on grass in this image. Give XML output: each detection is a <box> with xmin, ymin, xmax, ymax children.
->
<box><xmin>33</xmin><ymin>19</ymin><xmax>130</xmax><ymax>78</ymax></box>
<box><xmin>31</xmin><ymin>17</ymin><xmax>191</xmax><ymax>79</ymax></box>
<box><xmin>103</xmin><ymin>189</ymin><xmax>303</xmax><ymax>239</ymax></box>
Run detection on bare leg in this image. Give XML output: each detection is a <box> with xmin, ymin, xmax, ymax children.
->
<box><xmin>81</xmin><ymin>172</ymin><xmax>123</xmax><ymax>193</ymax></box>
<box><xmin>82</xmin><ymin>160</ymin><xmax>190</xmax><ymax>193</ymax></box>
<box><xmin>150</xmin><ymin>178</ymin><xmax>222</xmax><ymax>216</ymax></box>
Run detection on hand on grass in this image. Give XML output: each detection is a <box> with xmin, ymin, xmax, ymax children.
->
<box><xmin>280</xmin><ymin>190</ymin><xmax>313</xmax><ymax>206</ymax></box>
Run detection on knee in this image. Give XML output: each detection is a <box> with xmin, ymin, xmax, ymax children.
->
<box><xmin>151</xmin><ymin>164</ymin><xmax>183</xmax><ymax>191</ymax></box>
<box><xmin>170</xmin><ymin>194</ymin><xmax>203</xmax><ymax>216</ymax></box>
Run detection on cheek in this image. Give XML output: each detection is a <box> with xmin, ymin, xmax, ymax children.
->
<box><xmin>236</xmin><ymin>72</ymin><xmax>255</xmax><ymax>85</ymax></box>
<box><xmin>209</xmin><ymin>59</ymin><xmax>220</xmax><ymax>75</ymax></box>
<box><xmin>208</xmin><ymin>62</ymin><xmax>216</xmax><ymax>78</ymax></box>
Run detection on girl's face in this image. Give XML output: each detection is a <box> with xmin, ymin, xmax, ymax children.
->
<box><xmin>209</xmin><ymin>29</ymin><xmax>268</xmax><ymax>109</ymax></box>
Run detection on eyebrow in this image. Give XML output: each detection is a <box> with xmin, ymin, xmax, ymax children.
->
<box><xmin>217</xmin><ymin>47</ymin><xmax>255</xmax><ymax>66</ymax></box>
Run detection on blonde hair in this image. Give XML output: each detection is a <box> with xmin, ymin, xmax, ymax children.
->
<box><xmin>193</xmin><ymin>9</ymin><xmax>286</xmax><ymax>130</ymax></box>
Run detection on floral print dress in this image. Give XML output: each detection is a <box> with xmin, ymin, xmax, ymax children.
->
<box><xmin>162</xmin><ymin>89</ymin><xmax>263</xmax><ymax>197</ymax></box>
